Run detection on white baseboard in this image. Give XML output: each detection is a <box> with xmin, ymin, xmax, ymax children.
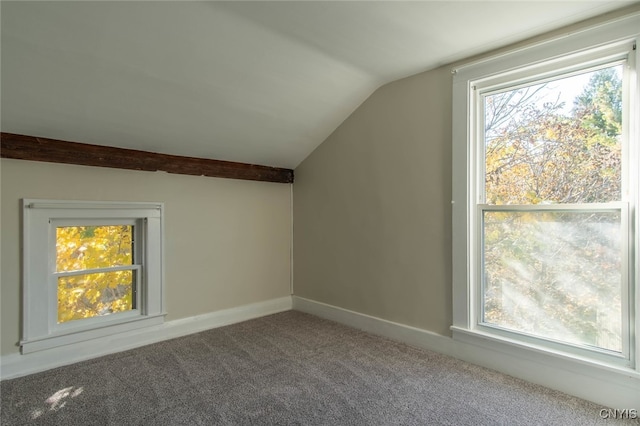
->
<box><xmin>293</xmin><ymin>295</ymin><xmax>456</xmax><ymax>354</ymax></box>
<box><xmin>4</xmin><ymin>294</ymin><xmax>638</xmax><ymax>409</ymax></box>
<box><xmin>292</xmin><ymin>296</ymin><xmax>640</xmax><ymax>409</ymax></box>
<box><xmin>1</xmin><ymin>296</ymin><xmax>292</xmax><ymax>381</ymax></box>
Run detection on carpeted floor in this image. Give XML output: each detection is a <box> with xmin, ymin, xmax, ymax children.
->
<box><xmin>1</xmin><ymin>311</ymin><xmax>636</xmax><ymax>425</ymax></box>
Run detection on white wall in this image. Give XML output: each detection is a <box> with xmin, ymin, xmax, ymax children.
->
<box><xmin>1</xmin><ymin>159</ymin><xmax>292</xmax><ymax>356</ymax></box>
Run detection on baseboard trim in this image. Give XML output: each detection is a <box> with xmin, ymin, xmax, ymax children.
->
<box><xmin>1</xmin><ymin>296</ymin><xmax>292</xmax><ymax>380</ymax></box>
<box><xmin>292</xmin><ymin>295</ymin><xmax>455</xmax><ymax>354</ymax></box>
<box><xmin>292</xmin><ymin>296</ymin><xmax>640</xmax><ymax>408</ymax></box>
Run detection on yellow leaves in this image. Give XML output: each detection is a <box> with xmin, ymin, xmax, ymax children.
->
<box><xmin>485</xmin><ymin>121</ymin><xmax>621</xmax><ymax>204</ymax></box>
<box><xmin>56</xmin><ymin>226</ymin><xmax>133</xmax><ymax>272</ymax></box>
<box><xmin>544</xmin><ymin>128</ymin><xmax>557</xmax><ymax>140</ymax></box>
<box><xmin>56</xmin><ymin>226</ymin><xmax>135</xmax><ymax>324</ymax></box>
<box><xmin>525</xmin><ymin>191</ymin><xmax>542</xmax><ymax>205</ymax></box>
<box><xmin>85</xmin><ymin>288</ymin><xmax>101</xmax><ymax>303</ymax></box>
<box><xmin>484</xmin><ymin>67</ymin><xmax>622</xmax><ymax>206</ymax></box>
<box><xmin>57</xmin><ymin>272</ymin><xmax>134</xmax><ymax>323</ymax></box>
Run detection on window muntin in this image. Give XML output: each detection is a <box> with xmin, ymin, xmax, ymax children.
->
<box><xmin>471</xmin><ymin>57</ymin><xmax>633</xmax><ymax>363</ymax></box>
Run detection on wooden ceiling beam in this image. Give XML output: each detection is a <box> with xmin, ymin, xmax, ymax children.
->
<box><xmin>1</xmin><ymin>133</ymin><xmax>294</xmax><ymax>184</ymax></box>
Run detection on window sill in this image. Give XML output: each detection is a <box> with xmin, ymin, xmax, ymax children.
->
<box><xmin>450</xmin><ymin>326</ymin><xmax>640</xmax><ymax>382</ymax></box>
<box><xmin>21</xmin><ymin>313</ymin><xmax>166</xmax><ymax>354</ymax></box>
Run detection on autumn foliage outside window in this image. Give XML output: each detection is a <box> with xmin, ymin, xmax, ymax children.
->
<box><xmin>480</xmin><ymin>64</ymin><xmax>626</xmax><ymax>353</ymax></box>
<box><xmin>55</xmin><ymin>225</ymin><xmax>137</xmax><ymax>323</ymax></box>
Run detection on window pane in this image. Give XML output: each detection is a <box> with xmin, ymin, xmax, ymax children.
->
<box><xmin>483</xmin><ymin>210</ymin><xmax>622</xmax><ymax>352</ymax></box>
<box><xmin>57</xmin><ymin>270</ymin><xmax>136</xmax><ymax>323</ymax></box>
<box><xmin>56</xmin><ymin>225</ymin><xmax>133</xmax><ymax>272</ymax></box>
<box><xmin>484</xmin><ymin>65</ymin><xmax>622</xmax><ymax>205</ymax></box>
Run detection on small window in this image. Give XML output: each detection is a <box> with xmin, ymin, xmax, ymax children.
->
<box><xmin>22</xmin><ymin>200</ymin><xmax>165</xmax><ymax>354</ymax></box>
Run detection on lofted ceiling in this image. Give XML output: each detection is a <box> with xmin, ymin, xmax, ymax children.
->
<box><xmin>1</xmin><ymin>1</ymin><xmax>637</xmax><ymax>169</ymax></box>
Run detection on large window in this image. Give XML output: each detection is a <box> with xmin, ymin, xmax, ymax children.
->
<box><xmin>22</xmin><ymin>200</ymin><xmax>165</xmax><ymax>353</ymax></box>
<box><xmin>452</xmin><ymin>16</ymin><xmax>639</xmax><ymax>371</ymax></box>
<box><xmin>480</xmin><ymin>62</ymin><xmax>629</xmax><ymax>361</ymax></box>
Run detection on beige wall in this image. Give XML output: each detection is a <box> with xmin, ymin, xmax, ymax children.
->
<box><xmin>294</xmin><ymin>66</ymin><xmax>453</xmax><ymax>336</ymax></box>
<box><xmin>1</xmin><ymin>159</ymin><xmax>292</xmax><ymax>355</ymax></box>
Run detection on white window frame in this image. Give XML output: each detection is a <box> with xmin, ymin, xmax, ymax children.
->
<box><xmin>21</xmin><ymin>200</ymin><xmax>166</xmax><ymax>354</ymax></box>
<box><xmin>452</xmin><ymin>13</ymin><xmax>640</xmax><ymax>374</ymax></box>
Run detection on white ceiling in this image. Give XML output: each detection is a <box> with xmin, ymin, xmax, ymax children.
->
<box><xmin>2</xmin><ymin>1</ymin><xmax>637</xmax><ymax>169</ymax></box>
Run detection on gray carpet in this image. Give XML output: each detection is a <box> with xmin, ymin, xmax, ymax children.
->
<box><xmin>1</xmin><ymin>311</ymin><xmax>636</xmax><ymax>425</ymax></box>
